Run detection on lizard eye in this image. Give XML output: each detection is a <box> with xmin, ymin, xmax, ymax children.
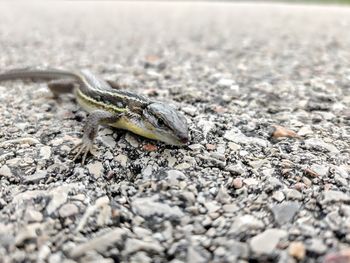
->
<box><xmin>157</xmin><ymin>119</ymin><xmax>165</xmax><ymax>127</ymax></box>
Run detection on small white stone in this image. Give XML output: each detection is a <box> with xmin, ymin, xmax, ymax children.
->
<box><xmin>86</xmin><ymin>162</ymin><xmax>104</xmax><ymax>178</ymax></box>
<box><xmin>0</xmin><ymin>165</ymin><xmax>13</xmax><ymax>178</ymax></box>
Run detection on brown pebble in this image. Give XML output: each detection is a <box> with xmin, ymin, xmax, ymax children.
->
<box><xmin>294</xmin><ymin>182</ymin><xmax>306</xmax><ymax>191</ymax></box>
<box><xmin>272</xmin><ymin>125</ymin><xmax>299</xmax><ymax>139</ymax></box>
<box><xmin>305</xmin><ymin>168</ymin><xmax>319</xmax><ymax>177</ymax></box>
<box><xmin>143</xmin><ymin>144</ymin><xmax>158</xmax><ymax>151</ymax></box>
<box><xmin>289</xmin><ymin>241</ymin><xmax>306</xmax><ymax>260</ymax></box>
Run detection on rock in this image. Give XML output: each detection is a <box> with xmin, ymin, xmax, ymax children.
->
<box><xmin>39</xmin><ymin>146</ymin><xmax>52</xmax><ymax>160</ymax></box>
<box><xmin>272</xmin><ymin>191</ymin><xmax>285</xmax><ymax>202</ymax></box>
<box><xmin>297</xmin><ymin>126</ymin><xmax>313</xmax><ymax>136</ymax></box>
<box><xmin>250</xmin><ymin>229</ymin><xmax>287</xmax><ymax>254</ymax></box>
<box><xmin>306</xmin><ymin>238</ymin><xmax>327</xmax><ymax>255</ymax></box>
<box><xmin>229</xmin><ymin>215</ymin><xmax>264</xmax><ymax>235</ymax></box>
<box><xmin>70</xmin><ymin>228</ymin><xmax>129</xmax><ymax>258</ymax></box>
<box><xmin>23</xmin><ymin>170</ymin><xmax>48</xmax><ymax>184</ymax></box>
<box><xmin>132</xmin><ymin>197</ymin><xmax>184</xmax><ymax>218</ymax></box>
<box><xmin>129</xmin><ymin>252</ymin><xmax>152</xmax><ymax>263</ymax></box>
<box><xmin>284</xmin><ymin>189</ymin><xmax>303</xmax><ymax>200</ymax></box>
<box><xmin>304</xmin><ymin>138</ymin><xmax>339</xmax><ymax>154</ymax></box>
<box><xmin>243</xmin><ymin>178</ymin><xmax>259</xmax><ymax>186</ymax></box>
<box><xmin>223</xmin><ymin>204</ymin><xmax>239</xmax><ymax>213</ymax></box>
<box><xmin>204</xmin><ymin>201</ymin><xmax>220</xmax><ymax>213</ymax></box>
<box><xmin>322</xmin><ymin>190</ymin><xmax>350</xmax><ymax>204</ymax></box>
<box><xmin>216</xmin><ymin>187</ymin><xmax>231</xmax><ymax>204</ymax></box>
<box><xmin>216</xmin><ymin>78</ymin><xmax>235</xmax><ymax>89</ymax></box>
<box><xmin>0</xmin><ymin>165</ymin><xmax>13</xmax><ymax>178</ymax></box>
<box><xmin>187</xmin><ymin>245</ymin><xmax>210</xmax><ymax>263</ymax></box>
<box><xmin>271</xmin><ymin>125</ymin><xmax>299</xmax><ymax>139</ymax></box>
<box><xmin>166</xmin><ymin>170</ymin><xmax>186</xmax><ymax>186</ymax></box>
<box><xmin>25</xmin><ymin>209</ymin><xmax>43</xmax><ymax>222</ymax></box>
<box><xmin>224</xmin><ymin>130</ymin><xmax>269</xmax><ymax>148</ymax></box>
<box><xmin>86</xmin><ymin>161</ymin><xmax>104</xmax><ymax>178</ymax></box>
<box><xmin>115</xmin><ymin>154</ymin><xmax>128</xmax><ymax>167</ymax></box>
<box><xmin>288</xmin><ymin>242</ymin><xmax>306</xmax><ymax>260</ymax></box>
<box><xmin>225</xmin><ymin>163</ymin><xmax>245</xmax><ymax>175</ymax></box>
<box><xmin>232</xmin><ymin>178</ymin><xmax>243</xmax><ymax>189</ymax></box>
<box><xmin>174</xmin><ymin>162</ymin><xmax>191</xmax><ymax>170</ymax></box>
<box><xmin>307</xmin><ymin>164</ymin><xmax>329</xmax><ymax>177</ymax></box>
<box><xmin>46</xmin><ymin>185</ymin><xmax>75</xmax><ymax>215</ymax></box>
<box><xmin>124</xmin><ymin>238</ymin><xmax>164</xmax><ymax>255</ymax></box>
<box><xmin>182</xmin><ymin>105</ymin><xmax>197</xmax><ymax>116</ymax></box>
<box><xmin>15</xmin><ymin>223</ymin><xmax>42</xmax><ymax>246</ymax></box>
<box><xmin>271</xmin><ymin>201</ymin><xmax>300</xmax><ymax>225</ymax></box>
<box><xmin>59</xmin><ymin>203</ymin><xmax>79</xmax><ymax>218</ymax></box>
<box><xmin>125</xmin><ymin>133</ymin><xmax>139</xmax><ymax>147</ymax></box>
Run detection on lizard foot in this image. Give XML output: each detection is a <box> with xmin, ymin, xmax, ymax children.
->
<box><xmin>71</xmin><ymin>139</ymin><xmax>96</xmax><ymax>165</ymax></box>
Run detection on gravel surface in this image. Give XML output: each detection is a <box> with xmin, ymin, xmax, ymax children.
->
<box><xmin>1</xmin><ymin>2</ymin><xmax>350</xmax><ymax>263</ymax></box>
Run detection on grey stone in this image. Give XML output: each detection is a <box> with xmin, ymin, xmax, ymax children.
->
<box><xmin>132</xmin><ymin>197</ymin><xmax>184</xmax><ymax>218</ymax></box>
<box><xmin>229</xmin><ymin>215</ymin><xmax>264</xmax><ymax>234</ymax></box>
<box><xmin>70</xmin><ymin>228</ymin><xmax>129</xmax><ymax>258</ymax></box>
<box><xmin>124</xmin><ymin>238</ymin><xmax>164</xmax><ymax>255</ymax></box>
<box><xmin>322</xmin><ymin>190</ymin><xmax>350</xmax><ymax>204</ymax></box>
<box><xmin>309</xmin><ymin>164</ymin><xmax>329</xmax><ymax>177</ymax></box>
<box><xmin>0</xmin><ymin>165</ymin><xmax>13</xmax><ymax>178</ymax></box>
<box><xmin>304</xmin><ymin>138</ymin><xmax>339</xmax><ymax>153</ymax></box>
<box><xmin>306</xmin><ymin>238</ymin><xmax>327</xmax><ymax>254</ymax></box>
<box><xmin>284</xmin><ymin>189</ymin><xmax>303</xmax><ymax>200</ymax></box>
<box><xmin>59</xmin><ymin>203</ymin><xmax>79</xmax><ymax>218</ymax></box>
<box><xmin>23</xmin><ymin>170</ymin><xmax>48</xmax><ymax>183</ymax></box>
<box><xmin>250</xmin><ymin>229</ymin><xmax>288</xmax><ymax>254</ymax></box>
<box><xmin>86</xmin><ymin>161</ymin><xmax>104</xmax><ymax>178</ymax></box>
<box><xmin>271</xmin><ymin>201</ymin><xmax>300</xmax><ymax>225</ymax></box>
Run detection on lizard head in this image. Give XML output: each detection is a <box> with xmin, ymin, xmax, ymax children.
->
<box><xmin>142</xmin><ymin>102</ymin><xmax>189</xmax><ymax>145</ymax></box>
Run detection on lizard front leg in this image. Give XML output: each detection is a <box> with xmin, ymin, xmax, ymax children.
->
<box><xmin>72</xmin><ymin>110</ymin><xmax>123</xmax><ymax>164</ymax></box>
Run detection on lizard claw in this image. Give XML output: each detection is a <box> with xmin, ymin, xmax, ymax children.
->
<box><xmin>71</xmin><ymin>140</ymin><xmax>96</xmax><ymax>165</ymax></box>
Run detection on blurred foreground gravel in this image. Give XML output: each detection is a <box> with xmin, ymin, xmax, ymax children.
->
<box><xmin>1</xmin><ymin>2</ymin><xmax>350</xmax><ymax>263</ymax></box>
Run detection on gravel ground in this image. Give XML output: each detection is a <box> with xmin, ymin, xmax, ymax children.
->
<box><xmin>1</xmin><ymin>2</ymin><xmax>350</xmax><ymax>263</ymax></box>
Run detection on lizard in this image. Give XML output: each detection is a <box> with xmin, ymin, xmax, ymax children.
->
<box><xmin>0</xmin><ymin>68</ymin><xmax>189</xmax><ymax>164</ymax></box>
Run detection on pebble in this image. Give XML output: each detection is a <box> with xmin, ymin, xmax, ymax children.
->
<box><xmin>124</xmin><ymin>238</ymin><xmax>164</xmax><ymax>255</ymax></box>
<box><xmin>187</xmin><ymin>246</ymin><xmax>210</xmax><ymax>263</ymax></box>
<box><xmin>59</xmin><ymin>203</ymin><xmax>79</xmax><ymax>218</ymax></box>
<box><xmin>288</xmin><ymin>242</ymin><xmax>306</xmax><ymax>260</ymax></box>
<box><xmin>308</xmin><ymin>164</ymin><xmax>329</xmax><ymax>177</ymax></box>
<box><xmin>306</xmin><ymin>238</ymin><xmax>327</xmax><ymax>255</ymax></box>
<box><xmin>232</xmin><ymin>178</ymin><xmax>243</xmax><ymax>189</ymax></box>
<box><xmin>271</xmin><ymin>201</ymin><xmax>300</xmax><ymax>225</ymax></box>
<box><xmin>224</xmin><ymin>130</ymin><xmax>269</xmax><ymax>148</ymax></box>
<box><xmin>24</xmin><ymin>170</ymin><xmax>48</xmax><ymax>184</ymax></box>
<box><xmin>284</xmin><ymin>189</ymin><xmax>303</xmax><ymax>200</ymax></box>
<box><xmin>70</xmin><ymin>228</ymin><xmax>129</xmax><ymax>258</ymax></box>
<box><xmin>304</xmin><ymin>138</ymin><xmax>339</xmax><ymax>153</ymax></box>
<box><xmin>250</xmin><ymin>229</ymin><xmax>287</xmax><ymax>254</ymax></box>
<box><xmin>132</xmin><ymin>197</ymin><xmax>184</xmax><ymax>218</ymax></box>
<box><xmin>25</xmin><ymin>209</ymin><xmax>43</xmax><ymax>222</ymax></box>
<box><xmin>216</xmin><ymin>78</ymin><xmax>235</xmax><ymax>89</ymax></box>
<box><xmin>115</xmin><ymin>154</ymin><xmax>128</xmax><ymax>167</ymax></box>
<box><xmin>125</xmin><ymin>133</ymin><xmax>139</xmax><ymax>148</ymax></box>
<box><xmin>86</xmin><ymin>162</ymin><xmax>104</xmax><ymax>178</ymax></box>
<box><xmin>272</xmin><ymin>191</ymin><xmax>285</xmax><ymax>202</ymax></box>
<box><xmin>322</xmin><ymin>190</ymin><xmax>350</xmax><ymax>204</ymax></box>
<box><xmin>0</xmin><ymin>165</ymin><xmax>13</xmax><ymax>178</ymax></box>
<box><xmin>229</xmin><ymin>215</ymin><xmax>264</xmax><ymax>235</ymax></box>
<box><xmin>39</xmin><ymin>146</ymin><xmax>52</xmax><ymax>160</ymax></box>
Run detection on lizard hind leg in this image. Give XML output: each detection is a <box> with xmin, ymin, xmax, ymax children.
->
<box><xmin>71</xmin><ymin>110</ymin><xmax>123</xmax><ymax>165</ymax></box>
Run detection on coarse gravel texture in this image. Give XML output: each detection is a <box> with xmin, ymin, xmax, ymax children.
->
<box><xmin>1</xmin><ymin>2</ymin><xmax>350</xmax><ymax>263</ymax></box>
